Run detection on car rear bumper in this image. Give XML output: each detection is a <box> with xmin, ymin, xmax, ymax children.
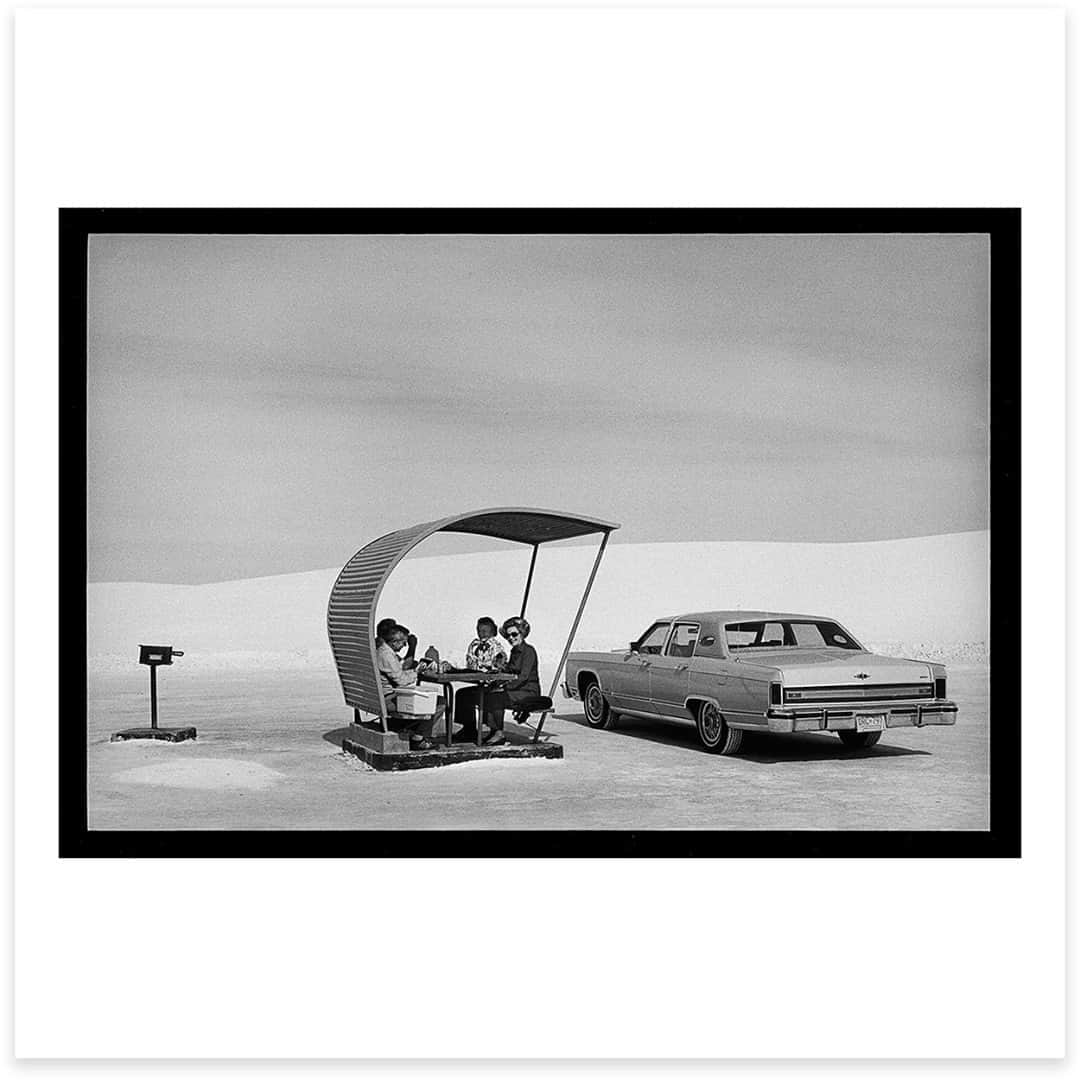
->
<box><xmin>765</xmin><ymin>701</ymin><xmax>958</xmax><ymax>734</ymax></box>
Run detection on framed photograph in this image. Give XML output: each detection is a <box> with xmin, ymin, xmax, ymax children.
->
<box><xmin>15</xmin><ymin>6</ymin><xmax>1062</xmax><ymax>1061</ymax></box>
<box><xmin>61</xmin><ymin>208</ymin><xmax>1016</xmax><ymax>858</ymax></box>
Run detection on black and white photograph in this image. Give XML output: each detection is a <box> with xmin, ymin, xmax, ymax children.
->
<box><xmin>15</xmin><ymin>5</ymin><xmax>1064</xmax><ymax>1062</ymax></box>
<box><xmin>63</xmin><ymin>211</ymin><xmax>1016</xmax><ymax>856</ymax></box>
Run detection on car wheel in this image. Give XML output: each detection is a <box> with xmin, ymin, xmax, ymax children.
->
<box><xmin>696</xmin><ymin>702</ymin><xmax>743</xmax><ymax>755</ymax></box>
<box><xmin>582</xmin><ymin>681</ymin><xmax>616</xmax><ymax>729</ymax></box>
<box><xmin>837</xmin><ymin>730</ymin><xmax>883</xmax><ymax>750</ymax></box>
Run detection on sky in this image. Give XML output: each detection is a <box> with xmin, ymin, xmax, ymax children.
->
<box><xmin>86</xmin><ymin>233</ymin><xmax>988</xmax><ymax>584</ymax></box>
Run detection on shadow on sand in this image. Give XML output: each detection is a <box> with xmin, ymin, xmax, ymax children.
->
<box><xmin>562</xmin><ymin>713</ymin><xmax>931</xmax><ymax>763</ymax></box>
<box><xmin>322</xmin><ymin>727</ymin><xmax>354</xmax><ymax>747</ymax></box>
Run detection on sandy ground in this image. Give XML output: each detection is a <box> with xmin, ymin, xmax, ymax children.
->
<box><xmin>87</xmin><ymin>663</ymin><xmax>989</xmax><ymax>831</ymax></box>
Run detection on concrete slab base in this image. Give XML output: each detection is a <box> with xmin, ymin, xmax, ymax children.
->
<box><xmin>110</xmin><ymin>727</ymin><xmax>197</xmax><ymax>743</ymax></box>
<box><xmin>342</xmin><ymin>727</ymin><xmax>563</xmax><ymax>771</ymax></box>
<box><xmin>345</xmin><ymin>722</ymin><xmax>413</xmax><ymax>755</ymax></box>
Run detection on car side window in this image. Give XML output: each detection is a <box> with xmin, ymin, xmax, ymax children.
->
<box><xmin>636</xmin><ymin>623</ymin><xmax>671</xmax><ymax>655</ymax></box>
<box><xmin>725</xmin><ymin>624</ymin><xmax>759</xmax><ymax>650</ymax></box>
<box><xmin>665</xmin><ymin>623</ymin><xmax>700</xmax><ymax>658</ymax></box>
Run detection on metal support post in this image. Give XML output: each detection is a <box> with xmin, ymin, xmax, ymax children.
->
<box><xmin>534</xmin><ymin>531</ymin><xmax>611</xmax><ymax>742</ymax></box>
<box><xmin>520</xmin><ymin>543</ymin><xmax>539</xmax><ymax>617</ymax></box>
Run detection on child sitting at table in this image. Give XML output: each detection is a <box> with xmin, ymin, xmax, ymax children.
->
<box><xmin>465</xmin><ymin>616</ymin><xmax>508</xmax><ymax>673</ymax></box>
<box><xmin>451</xmin><ymin>617</ymin><xmax>509</xmax><ymax>741</ymax></box>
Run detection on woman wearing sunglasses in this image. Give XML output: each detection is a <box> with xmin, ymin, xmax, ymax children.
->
<box><xmin>453</xmin><ymin>616</ymin><xmax>540</xmax><ymax>746</ymax></box>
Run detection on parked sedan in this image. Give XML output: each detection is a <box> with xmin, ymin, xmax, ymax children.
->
<box><xmin>563</xmin><ymin>610</ymin><xmax>958</xmax><ymax>755</ymax></box>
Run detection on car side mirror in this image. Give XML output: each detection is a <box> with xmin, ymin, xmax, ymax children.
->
<box><xmin>628</xmin><ymin>641</ymin><xmax>639</xmax><ymax>653</ymax></box>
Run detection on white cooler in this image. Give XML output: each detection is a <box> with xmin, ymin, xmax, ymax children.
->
<box><xmin>390</xmin><ymin>686</ymin><xmax>442</xmax><ymax>716</ymax></box>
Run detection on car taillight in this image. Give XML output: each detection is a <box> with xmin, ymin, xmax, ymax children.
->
<box><xmin>934</xmin><ymin>677</ymin><xmax>947</xmax><ymax>699</ymax></box>
<box><xmin>770</xmin><ymin>682</ymin><xmax>782</xmax><ymax>706</ymax></box>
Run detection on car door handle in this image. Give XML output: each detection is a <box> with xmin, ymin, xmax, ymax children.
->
<box><xmin>640</xmin><ymin>660</ymin><xmax>651</xmax><ymax>668</ymax></box>
<box><xmin>674</xmin><ymin>664</ymin><xmax>689</xmax><ymax>671</ymax></box>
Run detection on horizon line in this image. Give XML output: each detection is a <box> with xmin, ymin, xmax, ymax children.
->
<box><xmin>88</xmin><ymin>528</ymin><xmax>990</xmax><ymax>589</ymax></box>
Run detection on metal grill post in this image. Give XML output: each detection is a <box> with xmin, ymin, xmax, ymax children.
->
<box><xmin>149</xmin><ymin>665</ymin><xmax>158</xmax><ymax>729</ymax></box>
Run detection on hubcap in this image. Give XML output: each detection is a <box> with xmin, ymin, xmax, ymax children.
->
<box><xmin>701</xmin><ymin>705</ymin><xmax>721</xmax><ymax>743</ymax></box>
<box><xmin>586</xmin><ymin>687</ymin><xmax>603</xmax><ymax>721</ymax></box>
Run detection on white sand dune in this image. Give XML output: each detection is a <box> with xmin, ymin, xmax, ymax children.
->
<box><xmin>88</xmin><ymin>532</ymin><xmax>989</xmax><ymax>675</ymax></box>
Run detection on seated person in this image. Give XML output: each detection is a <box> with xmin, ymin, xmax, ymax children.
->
<box><xmin>454</xmin><ymin>616</ymin><xmax>540</xmax><ymax>746</ymax></box>
<box><xmin>390</xmin><ymin>618</ymin><xmax>428</xmax><ymax>669</ymax></box>
<box><xmin>376</xmin><ymin>624</ymin><xmax>442</xmax><ymax>751</ymax></box>
<box><xmin>465</xmin><ymin>616</ymin><xmax>508</xmax><ymax>673</ymax></box>
<box><xmin>377</xmin><ymin>616</ymin><xmax>419</xmax><ymax>667</ymax></box>
<box><xmin>498</xmin><ymin>615</ymin><xmax>542</xmax><ymax>721</ymax></box>
<box><xmin>450</xmin><ymin>617</ymin><xmax>508</xmax><ymax>741</ymax></box>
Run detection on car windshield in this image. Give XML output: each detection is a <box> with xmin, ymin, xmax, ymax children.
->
<box><xmin>724</xmin><ymin>620</ymin><xmax>862</xmax><ymax>651</ymax></box>
<box><xmin>635</xmin><ymin>622</ymin><xmax>671</xmax><ymax>655</ymax></box>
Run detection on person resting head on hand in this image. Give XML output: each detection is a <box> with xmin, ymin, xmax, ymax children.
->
<box><xmin>392</xmin><ymin>623</ymin><xmax>423</xmax><ymax>669</ymax></box>
<box><xmin>375</xmin><ymin>624</ymin><xmax>443</xmax><ymax>750</ymax></box>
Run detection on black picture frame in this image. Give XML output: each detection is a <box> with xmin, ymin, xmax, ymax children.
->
<box><xmin>60</xmin><ymin>208</ymin><xmax>1019</xmax><ymax>858</ymax></box>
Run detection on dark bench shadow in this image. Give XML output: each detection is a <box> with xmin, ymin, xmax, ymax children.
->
<box><xmin>321</xmin><ymin>723</ymin><xmax>557</xmax><ymax>749</ymax></box>
<box><xmin>562</xmin><ymin>713</ymin><xmax>931</xmax><ymax>763</ymax></box>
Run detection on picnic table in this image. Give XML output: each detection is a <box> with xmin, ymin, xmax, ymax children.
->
<box><xmin>420</xmin><ymin>670</ymin><xmax>517</xmax><ymax>747</ymax></box>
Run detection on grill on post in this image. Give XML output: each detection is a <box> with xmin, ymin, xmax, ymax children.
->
<box><xmin>139</xmin><ymin>645</ymin><xmax>181</xmax><ymax>668</ymax></box>
<box><xmin>138</xmin><ymin>644</ymin><xmax>185</xmax><ymax>729</ymax></box>
<box><xmin>110</xmin><ymin>645</ymin><xmax>195</xmax><ymax>743</ymax></box>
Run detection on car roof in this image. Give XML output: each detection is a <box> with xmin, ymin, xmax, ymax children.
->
<box><xmin>654</xmin><ymin>610</ymin><xmax>839</xmax><ymax>625</ymax></box>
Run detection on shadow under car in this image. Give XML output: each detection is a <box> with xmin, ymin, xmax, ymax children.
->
<box><xmin>564</xmin><ymin>712</ymin><xmax>931</xmax><ymax>763</ymax></box>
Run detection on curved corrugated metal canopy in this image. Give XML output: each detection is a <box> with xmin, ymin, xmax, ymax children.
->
<box><xmin>327</xmin><ymin>507</ymin><xmax>619</xmax><ymax>722</ymax></box>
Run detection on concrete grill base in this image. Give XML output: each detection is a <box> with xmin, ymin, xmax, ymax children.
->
<box><xmin>110</xmin><ymin>726</ymin><xmax>197</xmax><ymax>743</ymax></box>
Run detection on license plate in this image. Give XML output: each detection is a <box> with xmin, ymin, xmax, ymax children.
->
<box><xmin>855</xmin><ymin>713</ymin><xmax>886</xmax><ymax>732</ymax></box>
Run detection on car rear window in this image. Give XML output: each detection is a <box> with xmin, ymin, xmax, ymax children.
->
<box><xmin>725</xmin><ymin>620</ymin><xmax>861</xmax><ymax>650</ymax></box>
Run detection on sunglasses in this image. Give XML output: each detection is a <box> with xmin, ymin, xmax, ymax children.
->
<box><xmin>505</xmin><ymin>630</ymin><xmax>522</xmax><ymax>639</ymax></box>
